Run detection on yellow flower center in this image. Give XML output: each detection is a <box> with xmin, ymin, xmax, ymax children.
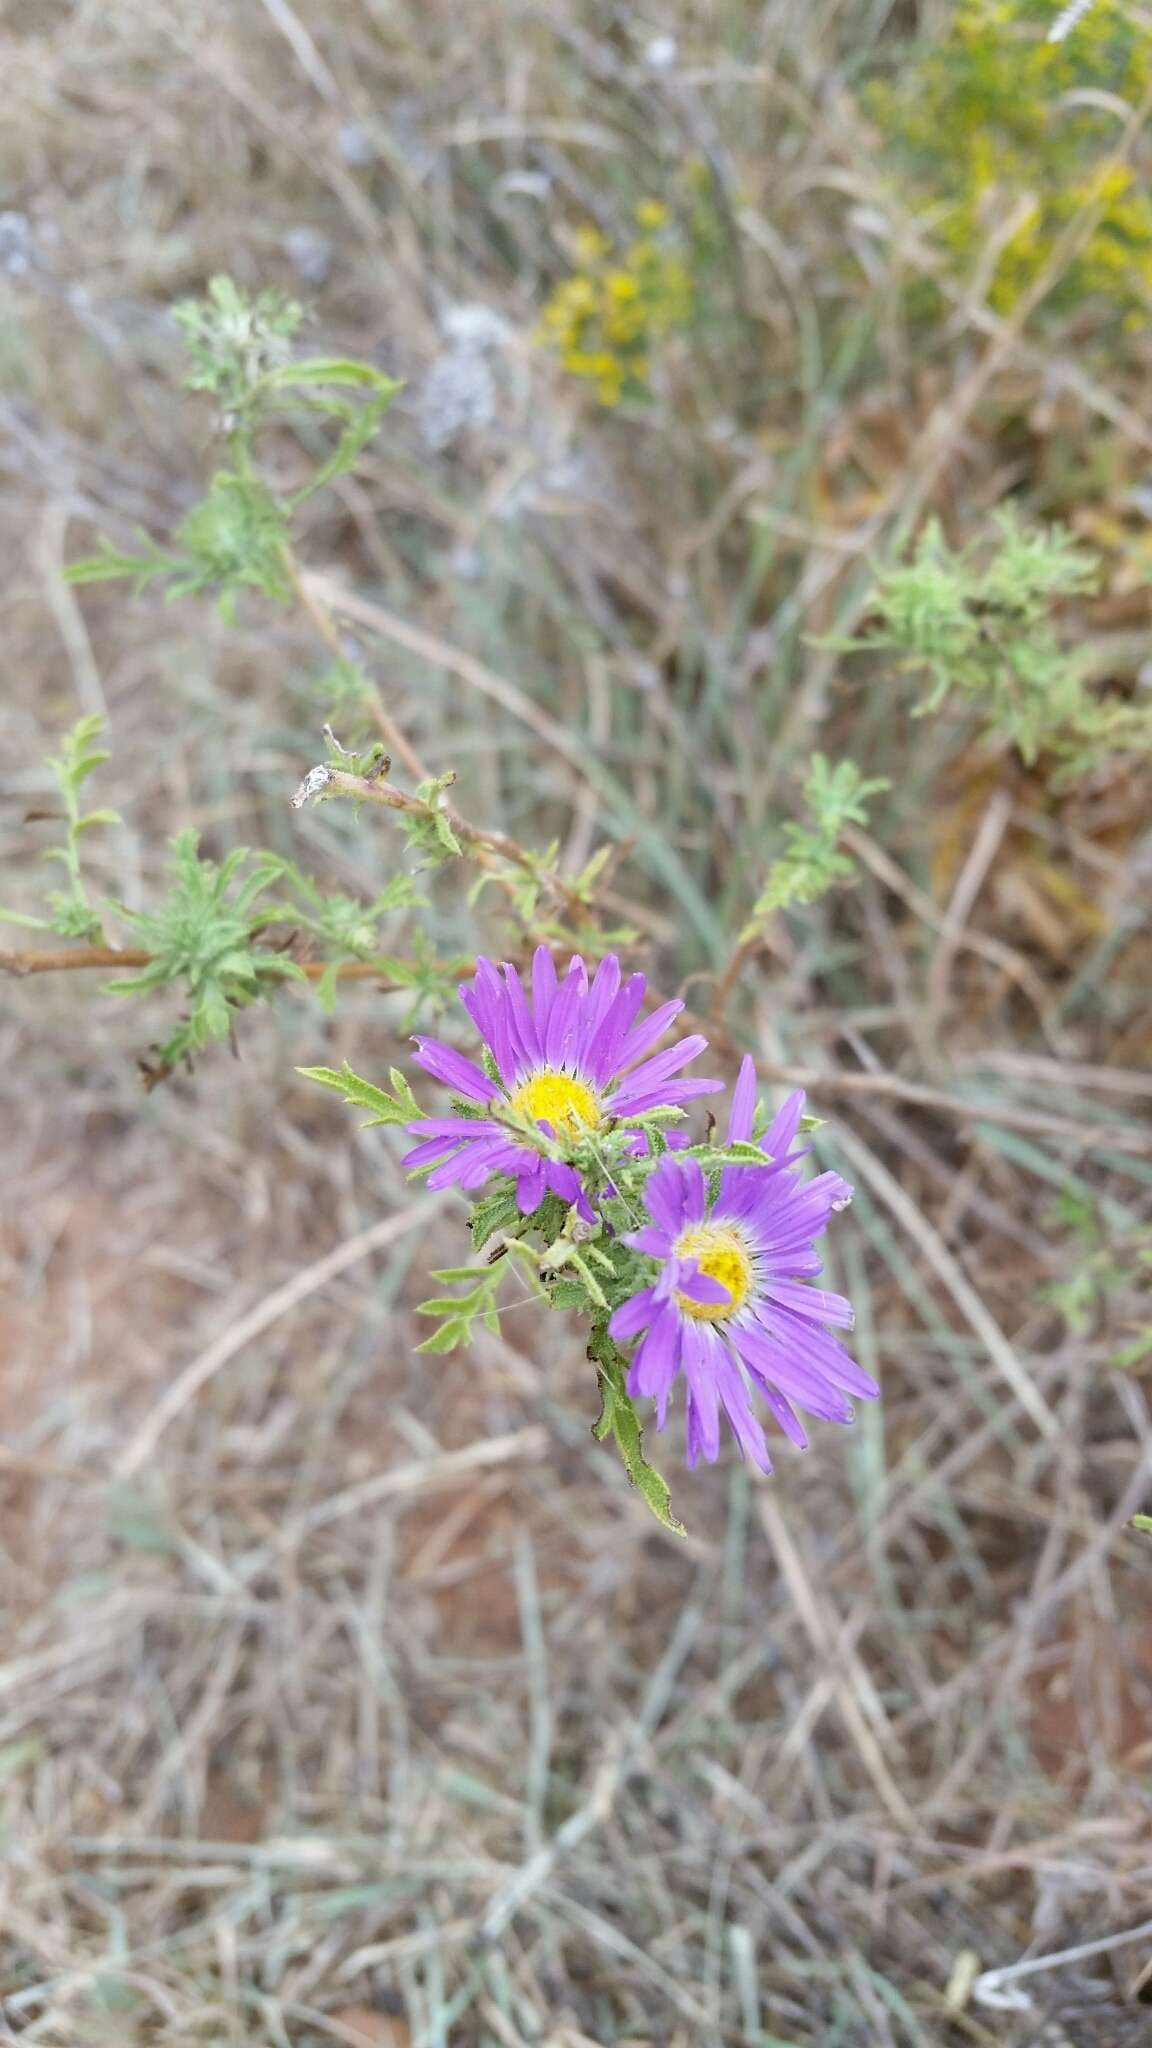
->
<box><xmin>674</xmin><ymin>1225</ymin><xmax>754</xmax><ymax>1322</ymax></box>
<box><xmin>507</xmin><ymin>1068</ymin><xmax>601</xmax><ymax>1139</ymax></box>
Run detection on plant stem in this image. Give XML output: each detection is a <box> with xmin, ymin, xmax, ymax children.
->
<box><xmin>315</xmin><ymin>765</ymin><xmax>592</xmax><ymax>922</ymax></box>
<box><xmin>0</xmin><ymin>943</ymin><xmax>452</xmax><ymax>987</ymax></box>
<box><xmin>278</xmin><ymin>542</ymin><xmax>429</xmax><ymax>783</ymax></box>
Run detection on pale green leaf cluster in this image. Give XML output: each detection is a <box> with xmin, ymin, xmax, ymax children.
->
<box><xmin>3</xmin><ymin>711</ymin><xmax>452</xmax><ymax>1071</ymax></box>
<box><xmin>1039</xmin><ymin>1190</ymin><xmax>1152</xmax><ymax>1369</ymax></box>
<box><xmin>110</xmin><ymin>831</ymin><xmax>305</xmax><ymax>1067</ymax></box>
<box><xmin>296</xmin><ymin>1061</ymin><xmax>422</xmax><ymax>1128</ymax></box>
<box><xmin>172</xmin><ymin>275</ymin><xmax>305</xmax><ymax>414</ymax></box>
<box><xmin>741</xmin><ymin>753</ymin><xmax>888</xmax><ymax>935</ymax></box>
<box><xmin>856</xmin><ymin>510</ymin><xmax>1151</xmax><ymax>771</ymax></box>
<box><xmin>589</xmin><ymin>1322</ymin><xmax>685</xmax><ymax>1536</ymax></box>
<box><xmin>401</xmin><ymin>772</ymin><xmax>463</xmax><ymax>865</ymax></box>
<box><xmin>66</xmin><ymin>278</ymin><xmax>401</xmax><ymax>619</ymax></box>
<box><xmin>0</xmin><ymin>714</ymin><xmax>120</xmax><ymax>943</ymax></box>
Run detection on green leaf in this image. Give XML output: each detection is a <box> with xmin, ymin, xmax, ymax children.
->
<box><xmin>75</xmin><ymin>808</ymin><xmax>123</xmax><ymax>833</ymax></box>
<box><xmin>588</xmin><ymin>1325</ymin><xmax>685</xmax><ymax>1536</ymax></box>
<box><xmin>1132</xmin><ymin>1514</ymin><xmax>1152</xmax><ymax>1534</ymax></box>
<box><xmin>64</xmin><ymin>541</ymin><xmax>177</xmax><ymax>590</ymax></box>
<box><xmin>263</xmin><ymin>357</ymin><xmax>403</xmax><ymax>395</ymax></box>
<box><xmin>415</xmin><ymin>1318</ymin><xmax>470</xmax><ymax>1355</ymax></box>
<box><xmin>297</xmin><ymin>1060</ymin><xmax>420</xmax><ymax>1127</ymax></box>
<box><xmin>469</xmin><ymin>1181</ymin><xmax>524</xmax><ymax>1250</ymax></box>
<box><xmin>0</xmin><ymin>906</ymin><xmax>51</xmax><ymax>930</ymax></box>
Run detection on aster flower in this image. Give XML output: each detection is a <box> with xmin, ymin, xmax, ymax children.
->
<box><xmin>607</xmin><ymin>1057</ymin><xmax>877</xmax><ymax>1472</ymax></box>
<box><xmin>402</xmin><ymin>946</ymin><xmax>722</xmax><ymax>1215</ymax></box>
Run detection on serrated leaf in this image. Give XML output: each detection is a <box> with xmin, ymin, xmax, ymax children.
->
<box><xmin>75</xmin><ymin>808</ymin><xmax>123</xmax><ymax>832</ymax></box>
<box><xmin>415</xmin><ymin>1320</ymin><xmax>468</xmax><ymax>1354</ymax></box>
<box><xmin>588</xmin><ymin>1327</ymin><xmax>685</xmax><ymax>1536</ymax></box>
<box><xmin>264</xmin><ymin>358</ymin><xmax>403</xmax><ymax>394</ymax></box>
<box><xmin>297</xmin><ymin>1061</ymin><xmax>419</xmax><ymax>1127</ymax></box>
<box><xmin>0</xmin><ymin>906</ymin><xmax>51</xmax><ymax>930</ymax></box>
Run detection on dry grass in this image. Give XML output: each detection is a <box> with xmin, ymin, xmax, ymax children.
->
<box><xmin>3</xmin><ymin>1</ymin><xmax>1152</xmax><ymax>2042</ymax></box>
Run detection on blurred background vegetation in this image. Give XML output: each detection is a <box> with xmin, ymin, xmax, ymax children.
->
<box><xmin>2</xmin><ymin>1</ymin><xmax>1151</xmax><ymax>2043</ymax></box>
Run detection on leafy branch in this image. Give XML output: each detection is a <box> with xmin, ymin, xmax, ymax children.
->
<box><xmin>740</xmin><ymin>754</ymin><xmax>889</xmax><ymax>933</ymax></box>
<box><xmin>0</xmin><ymin>714</ymin><xmax>120</xmax><ymax>943</ymax></box>
<box><xmin>589</xmin><ymin>1323</ymin><xmax>685</xmax><ymax>1537</ymax></box>
<box><xmin>850</xmin><ymin>508</ymin><xmax>1152</xmax><ymax>771</ymax></box>
<box><xmin>66</xmin><ymin>278</ymin><xmax>401</xmax><ymax>623</ymax></box>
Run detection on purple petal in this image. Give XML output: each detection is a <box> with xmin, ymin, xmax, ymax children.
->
<box><xmin>531</xmin><ymin>946</ymin><xmax>558</xmax><ymax>1034</ymax></box>
<box><xmin>463</xmin><ymin>958</ymin><xmax>520</xmax><ymax>1087</ymax></box>
<box><xmin>583</xmin><ymin>954</ymin><xmax>622</xmax><ymax>1036</ymax></box>
<box><xmin>727</xmin><ymin>1055</ymin><xmax>758</xmax><ymax>1144</ymax></box>
<box><xmin>608</xmin><ymin>1035</ymin><xmax>711</xmax><ymax>1102</ymax></box>
<box><xmin>761</xmin><ymin>1089</ymin><xmax>807</xmax><ymax>1163</ymax></box>
<box><xmin>501</xmin><ymin>961</ymin><xmax>542</xmax><ymax>1069</ymax></box>
<box><xmin>402</xmin><ymin>1134</ymin><xmax>459</xmax><ymax>1168</ymax></box>
<box><xmin>544</xmin><ymin>957</ymin><xmax>587</xmax><ymax>1067</ymax></box>
<box><xmin>764</xmin><ymin>1280</ymin><xmax>855</xmax><ymax>1330</ymax></box>
<box><xmin>643</xmin><ymin>1156</ymin><xmax>696</xmax><ymax>1236</ymax></box>
<box><xmin>677</xmin><ymin>1158</ymin><xmax>707</xmax><ymax>1226</ymax></box>
<box><xmin>515</xmin><ymin>1158</ymin><xmax>547</xmax><ymax>1213</ymax></box>
<box><xmin>627</xmin><ymin>1304</ymin><xmax>682</xmax><ymax>1407</ymax></box>
<box><xmin>759</xmin><ymin>1303</ymin><xmax>878</xmax><ymax>1399</ymax></box>
<box><xmin>714</xmin><ymin>1345</ymin><xmax>772</xmax><ymax>1470</ymax></box>
<box><xmin>610</xmin><ymin>1076</ymin><xmax>724</xmax><ymax>1117</ymax></box>
<box><xmin>543</xmin><ymin>1159</ymin><xmax>584</xmax><ymax>1210</ymax></box>
<box><xmin>582</xmin><ymin>974</ymin><xmax>648</xmax><ymax>1083</ymax></box>
<box><xmin>732</xmin><ymin>1321</ymin><xmax>856</xmax><ymax>1423</ymax></box>
<box><xmin>609</xmin><ymin>1285</ymin><xmax>659</xmax><ymax>1341</ymax></box>
<box><xmin>622</xmin><ymin>1224</ymin><xmax>675</xmax><ymax>1258</ymax></box>
<box><xmin>685</xmin><ymin>1392</ymin><xmax>705</xmax><ymax>1469</ymax></box>
<box><xmin>757</xmin><ymin>1382</ymin><xmax>809</xmax><ymax>1449</ymax></box>
<box><xmin>424</xmin><ymin>1137</ymin><xmax>518</xmax><ymax>1192</ymax></box>
<box><xmin>614</xmin><ymin>998</ymin><xmax>685</xmax><ymax>1074</ymax></box>
<box><xmin>411</xmin><ymin>1037</ymin><xmax>497</xmax><ymax>1104</ymax></box>
<box><xmin>404</xmin><ymin>1115</ymin><xmax>505</xmax><ymax>1140</ymax></box>
<box><xmin>675</xmin><ymin>1263</ymin><xmax>731</xmax><ymax>1307</ymax></box>
<box><xmin>680</xmin><ymin>1322</ymin><xmax>721</xmax><ymax>1462</ymax></box>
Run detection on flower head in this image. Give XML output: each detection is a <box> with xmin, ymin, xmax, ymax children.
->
<box><xmin>403</xmin><ymin>947</ymin><xmax>722</xmax><ymax>1216</ymax></box>
<box><xmin>608</xmin><ymin>1057</ymin><xmax>876</xmax><ymax>1471</ymax></box>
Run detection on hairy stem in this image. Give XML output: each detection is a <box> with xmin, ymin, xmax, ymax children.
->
<box><xmin>0</xmin><ymin>943</ymin><xmax>452</xmax><ymax>986</ymax></box>
<box><xmin>310</xmin><ymin>764</ymin><xmax>592</xmax><ymax>922</ymax></box>
<box><xmin>278</xmin><ymin>542</ymin><xmax>429</xmax><ymax>783</ymax></box>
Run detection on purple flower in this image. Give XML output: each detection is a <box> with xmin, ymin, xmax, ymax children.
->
<box><xmin>402</xmin><ymin>947</ymin><xmax>722</xmax><ymax>1216</ymax></box>
<box><xmin>607</xmin><ymin>1057</ymin><xmax>876</xmax><ymax>1472</ymax></box>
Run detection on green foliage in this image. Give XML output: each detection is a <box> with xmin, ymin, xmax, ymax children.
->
<box><xmin>537</xmin><ymin>202</ymin><xmax>693</xmax><ymax>406</ymax></box>
<box><xmin>312</xmin><ymin>657</ymin><xmax>376</xmax><ymax>713</ymax></box>
<box><xmin>468</xmin><ymin>1182</ymin><xmax>530</xmax><ymax>1251</ymax></box>
<box><xmin>401</xmin><ymin>771</ymin><xmax>463</xmax><ymax>865</ymax></box>
<box><xmin>110</xmin><ymin>830</ymin><xmax>304</xmax><ymax>1067</ymax></box>
<box><xmin>415</xmin><ymin>1263</ymin><xmax>513</xmax><ymax>1353</ymax></box>
<box><xmin>172</xmin><ymin>274</ymin><xmax>305</xmax><ymax>414</ymax></box>
<box><xmin>741</xmin><ymin>754</ymin><xmax>888</xmax><ymax>935</ymax></box>
<box><xmin>867</xmin><ymin>0</ymin><xmax>1152</xmax><ymax>324</ymax></box>
<box><xmin>1040</xmin><ymin>1190</ymin><xmax>1152</xmax><ymax>1366</ymax></box>
<box><xmin>67</xmin><ymin>277</ymin><xmax>400</xmax><ymax>617</ymax></box>
<box><xmin>0</xmin><ymin>714</ymin><xmax>120</xmax><ymax>942</ymax></box>
<box><xmin>65</xmin><ymin>470</ymin><xmax>291</xmax><ymax>618</ymax></box>
<box><xmin>297</xmin><ymin>1061</ymin><xmax>422</xmax><ymax>1128</ymax></box>
<box><xmin>854</xmin><ymin>510</ymin><xmax>1152</xmax><ymax>770</ymax></box>
<box><xmin>170</xmin><ymin>472</ymin><xmax>292</xmax><ymax>614</ymax></box>
<box><xmin>589</xmin><ymin>1323</ymin><xmax>685</xmax><ymax>1536</ymax></box>
<box><xmin>265</xmin><ymin>860</ymin><xmax>423</xmax><ymax>1008</ymax></box>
